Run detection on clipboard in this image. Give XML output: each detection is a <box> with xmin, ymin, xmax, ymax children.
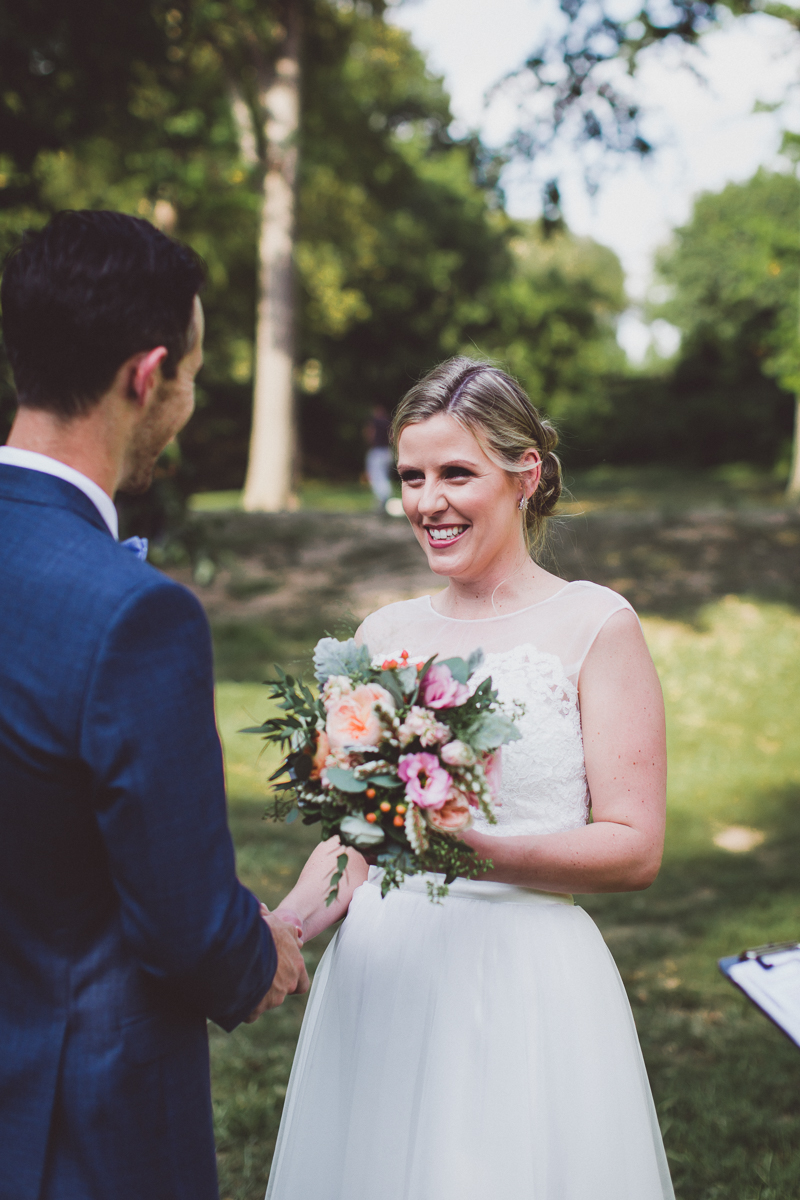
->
<box><xmin>719</xmin><ymin>941</ymin><xmax>800</xmax><ymax>1049</ymax></box>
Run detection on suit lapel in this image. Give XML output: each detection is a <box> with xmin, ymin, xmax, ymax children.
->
<box><xmin>0</xmin><ymin>464</ymin><xmax>115</xmax><ymax>539</ymax></box>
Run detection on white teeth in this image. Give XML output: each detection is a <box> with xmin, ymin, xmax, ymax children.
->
<box><xmin>428</xmin><ymin>526</ymin><xmax>466</xmax><ymax>541</ymax></box>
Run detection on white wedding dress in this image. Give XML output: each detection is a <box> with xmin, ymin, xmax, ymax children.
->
<box><xmin>265</xmin><ymin>581</ymin><xmax>674</xmax><ymax>1200</ymax></box>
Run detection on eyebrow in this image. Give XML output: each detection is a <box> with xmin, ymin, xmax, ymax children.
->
<box><xmin>396</xmin><ymin>459</ymin><xmax>482</xmax><ymax>472</ymax></box>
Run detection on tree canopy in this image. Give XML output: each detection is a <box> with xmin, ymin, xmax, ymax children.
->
<box><xmin>505</xmin><ymin>0</ymin><xmax>794</xmax><ymax>188</ymax></box>
<box><xmin>0</xmin><ymin>0</ymin><xmax>632</xmax><ymax>495</ymax></box>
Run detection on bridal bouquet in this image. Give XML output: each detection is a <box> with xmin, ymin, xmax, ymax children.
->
<box><xmin>244</xmin><ymin>637</ymin><xmax>521</xmax><ymax>902</ymax></box>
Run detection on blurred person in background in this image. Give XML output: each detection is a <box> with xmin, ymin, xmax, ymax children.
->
<box><xmin>363</xmin><ymin>401</ymin><xmax>393</xmax><ymax>511</ymax></box>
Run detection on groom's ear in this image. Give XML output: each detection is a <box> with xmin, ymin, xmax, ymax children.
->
<box><xmin>125</xmin><ymin>346</ymin><xmax>169</xmax><ymax>407</ymax></box>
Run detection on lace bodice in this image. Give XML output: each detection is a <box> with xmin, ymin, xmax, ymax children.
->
<box><xmin>359</xmin><ymin>580</ymin><xmax>635</xmax><ymax>838</ymax></box>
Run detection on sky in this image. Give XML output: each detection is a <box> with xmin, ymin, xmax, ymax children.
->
<box><xmin>388</xmin><ymin>0</ymin><xmax>800</xmax><ymax>361</ymax></box>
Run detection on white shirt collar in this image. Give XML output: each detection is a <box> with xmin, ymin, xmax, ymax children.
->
<box><xmin>0</xmin><ymin>446</ymin><xmax>119</xmax><ymax>539</ymax></box>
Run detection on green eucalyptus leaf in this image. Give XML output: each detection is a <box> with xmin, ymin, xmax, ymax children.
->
<box><xmin>469</xmin><ymin>712</ymin><xmax>521</xmax><ymax>751</ymax></box>
<box><xmin>396</xmin><ymin>664</ymin><xmax>419</xmax><ymax>693</ymax></box>
<box><xmin>377</xmin><ymin>670</ymin><xmax>404</xmax><ymax>706</ymax></box>
<box><xmin>467</xmin><ymin>648</ymin><xmax>485</xmax><ymax>674</ymax></box>
<box><xmin>325</xmin><ymin>766</ymin><xmax>368</xmax><ymax>793</ymax></box>
<box><xmin>339</xmin><ymin>813</ymin><xmax>385</xmax><ymax>847</ymax></box>
<box><xmin>436</xmin><ymin>656</ymin><xmax>470</xmax><ymax>684</ymax></box>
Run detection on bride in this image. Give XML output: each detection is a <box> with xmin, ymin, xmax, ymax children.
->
<box><xmin>264</xmin><ymin>357</ymin><xmax>674</xmax><ymax>1200</ymax></box>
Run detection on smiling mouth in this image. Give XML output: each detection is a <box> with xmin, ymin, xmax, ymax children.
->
<box><xmin>424</xmin><ymin>524</ymin><xmax>469</xmax><ymax>546</ymax></box>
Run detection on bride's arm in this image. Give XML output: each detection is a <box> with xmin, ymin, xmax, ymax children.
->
<box><xmin>270</xmin><ymin>622</ymin><xmax>371</xmax><ymax>939</ymax></box>
<box><xmin>270</xmin><ymin>838</ymin><xmax>370</xmax><ymax>942</ymax></box>
<box><xmin>460</xmin><ymin>609</ymin><xmax>667</xmax><ymax>893</ymax></box>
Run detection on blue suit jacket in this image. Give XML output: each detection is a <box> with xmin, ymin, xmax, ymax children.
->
<box><xmin>0</xmin><ymin>465</ymin><xmax>277</xmax><ymax>1200</ymax></box>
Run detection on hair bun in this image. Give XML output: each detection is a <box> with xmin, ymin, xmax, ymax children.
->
<box><xmin>529</xmin><ymin>446</ymin><xmax>562</xmax><ymax>524</ymax></box>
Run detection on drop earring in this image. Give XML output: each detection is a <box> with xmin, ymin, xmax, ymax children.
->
<box><xmin>518</xmin><ymin>493</ymin><xmax>527</xmax><ymax>512</ymax></box>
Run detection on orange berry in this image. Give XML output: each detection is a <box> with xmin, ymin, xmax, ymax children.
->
<box><xmin>395</xmin><ymin>804</ymin><xmax>407</xmax><ymax>814</ymax></box>
<box><xmin>393</xmin><ymin>815</ymin><xmax>404</xmax><ymax>827</ymax></box>
<box><xmin>365</xmin><ymin>787</ymin><xmax>376</xmax><ymax>799</ymax></box>
<box><xmin>379</xmin><ymin>801</ymin><xmax>391</xmax><ymax>813</ymax></box>
<box><xmin>365</xmin><ymin>812</ymin><xmax>377</xmax><ymax>823</ymax></box>
<box><xmin>401</xmin><ymin>650</ymin><xmax>409</xmax><ymax>660</ymax></box>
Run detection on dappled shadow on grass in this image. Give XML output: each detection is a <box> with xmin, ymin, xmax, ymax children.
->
<box><xmin>581</xmin><ymin>785</ymin><xmax>800</xmax><ymax>1200</ymax></box>
<box><xmin>548</xmin><ymin>508</ymin><xmax>800</xmax><ymax>620</ymax></box>
<box><xmin>211</xmin><ymin>617</ymin><xmax>323</xmax><ymax>684</ymax></box>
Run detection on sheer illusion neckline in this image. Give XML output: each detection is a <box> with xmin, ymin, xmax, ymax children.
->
<box><xmin>424</xmin><ymin>580</ymin><xmax>575</xmax><ymax>624</ymax></box>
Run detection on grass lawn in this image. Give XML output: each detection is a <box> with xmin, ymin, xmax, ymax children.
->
<box><xmin>189</xmin><ymin>479</ymin><xmax>391</xmax><ymax>514</ymax></box>
<box><xmin>211</xmin><ymin>596</ymin><xmax>800</xmax><ymax>1200</ymax></box>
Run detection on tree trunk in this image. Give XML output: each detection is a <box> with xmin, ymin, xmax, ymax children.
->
<box><xmin>243</xmin><ymin>3</ymin><xmax>301</xmax><ymax>512</ymax></box>
<box><xmin>787</xmin><ymin>395</ymin><xmax>800</xmax><ymax>502</ymax></box>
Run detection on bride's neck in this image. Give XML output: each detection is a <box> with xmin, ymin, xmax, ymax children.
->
<box><xmin>434</xmin><ymin>551</ymin><xmax>540</xmax><ymax>619</ymax></box>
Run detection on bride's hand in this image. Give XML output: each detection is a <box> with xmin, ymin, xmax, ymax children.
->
<box><xmin>261</xmin><ymin>902</ymin><xmax>304</xmax><ymax>944</ymax></box>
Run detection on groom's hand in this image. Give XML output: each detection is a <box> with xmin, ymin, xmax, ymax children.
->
<box><xmin>245</xmin><ymin>915</ymin><xmax>310</xmax><ymax>1021</ymax></box>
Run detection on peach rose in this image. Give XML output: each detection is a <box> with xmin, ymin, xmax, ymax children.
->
<box><xmin>482</xmin><ymin>750</ymin><xmax>503</xmax><ymax>799</ymax></box>
<box><xmin>425</xmin><ymin>791</ymin><xmax>473</xmax><ymax>833</ymax></box>
<box><xmin>326</xmin><ymin>683</ymin><xmax>395</xmax><ymax>750</ymax></box>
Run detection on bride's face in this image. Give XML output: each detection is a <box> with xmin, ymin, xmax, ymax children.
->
<box><xmin>396</xmin><ymin>413</ymin><xmax>532</xmax><ymax>582</ymax></box>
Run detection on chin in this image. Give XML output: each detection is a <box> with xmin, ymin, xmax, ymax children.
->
<box><xmin>423</xmin><ymin>548</ymin><xmax>472</xmax><ymax>578</ymax></box>
<box><xmin>118</xmin><ymin>465</ymin><xmax>157</xmax><ymax>496</ymax></box>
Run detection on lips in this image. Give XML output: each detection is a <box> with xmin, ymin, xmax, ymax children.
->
<box><xmin>424</xmin><ymin>524</ymin><xmax>469</xmax><ymax>547</ymax></box>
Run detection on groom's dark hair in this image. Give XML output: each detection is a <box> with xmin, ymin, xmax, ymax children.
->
<box><xmin>1</xmin><ymin>209</ymin><xmax>206</xmax><ymax>417</ymax></box>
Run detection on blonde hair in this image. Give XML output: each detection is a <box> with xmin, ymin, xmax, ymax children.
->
<box><xmin>392</xmin><ymin>356</ymin><xmax>561</xmax><ymax>548</ymax></box>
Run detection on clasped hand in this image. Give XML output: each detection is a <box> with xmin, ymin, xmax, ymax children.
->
<box><xmin>245</xmin><ymin>907</ymin><xmax>310</xmax><ymax>1022</ymax></box>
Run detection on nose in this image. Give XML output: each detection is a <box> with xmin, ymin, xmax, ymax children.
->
<box><xmin>416</xmin><ymin>475</ymin><xmax>450</xmax><ymax>521</ymax></box>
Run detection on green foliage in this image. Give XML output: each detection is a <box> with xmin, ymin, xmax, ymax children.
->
<box><xmin>0</xmin><ymin>0</ymin><xmax>633</xmax><ymax>491</ymax></box>
<box><xmin>569</xmin><ymin>169</ymin><xmax>800</xmax><ymax>470</ymax></box>
<box><xmin>295</xmin><ymin>8</ymin><xmax>513</xmax><ymax>474</ymax></box>
<box><xmin>658</xmin><ymin>170</ymin><xmax>800</xmax><ymax>393</ymax></box>
<box><xmin>651</xmin><ymin>170</ymin><xmax>800</xmax><ymax>465</ymax></box>
<box><xmin>473</xmin><ymin>223</ymin><xmax>627</xmax><ymax>438</ymax></box>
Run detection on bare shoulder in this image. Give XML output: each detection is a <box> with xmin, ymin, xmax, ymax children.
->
<box><xmin>580</xmin><ymin>605</ymin><xmax>661</xmax><ymax>700</ymax></box>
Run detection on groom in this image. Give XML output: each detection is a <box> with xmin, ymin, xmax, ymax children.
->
<box><xmin>0</xmin><ymin>210</ymin><xmax>308</xmax><ymax>1200</ymax></box>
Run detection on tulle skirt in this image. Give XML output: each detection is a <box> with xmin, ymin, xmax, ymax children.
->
<box><xmin>265</xmin><ymin>871</ymin><xmax>674</xmax><ymax>1200</ymax></box>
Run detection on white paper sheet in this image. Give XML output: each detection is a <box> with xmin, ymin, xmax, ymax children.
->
<box><xmin>728</xmin><ymin>949</ymin><xmax>800</xmax><ymax>1047</ymax></box>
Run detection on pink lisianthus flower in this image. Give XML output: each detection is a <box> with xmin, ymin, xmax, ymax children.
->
<box><xmin>398</xmin><ymin>752</ymin><xmax>452</xmax><ymax>810</ymax></box>
<box><xmin>326</xmin><ymin>683</ymin><xmax>395</xmax><ymax>750</ymax></box>
<box><xmin>419</xmin><ymin>663</ymin><xmax>470</xmax><ymax>709</ymax></box>
<box><xmin>426</xmin><ymin>790</ymin><xmax>473</xmax><ymax>833</ymax></box>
